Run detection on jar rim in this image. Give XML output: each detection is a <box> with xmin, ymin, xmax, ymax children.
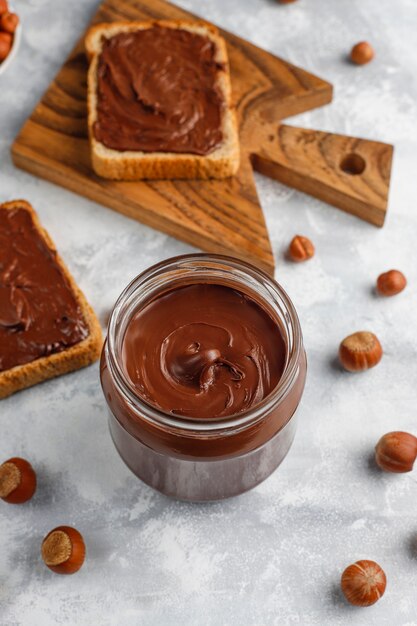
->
<box><xmin>106</xmin><ymin>254</ymin><xmax>303</xmax><ymax>435</ymax></box>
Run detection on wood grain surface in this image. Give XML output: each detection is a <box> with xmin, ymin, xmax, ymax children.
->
<box><xmin>11</xmin><ymin>0</ymin><xmax>346</xmax><ymax>274</ymax></box>
<box><xmin>251</xmin><ymin>125</ymin><xmax>394</xmax><ymax>227</ymax></box>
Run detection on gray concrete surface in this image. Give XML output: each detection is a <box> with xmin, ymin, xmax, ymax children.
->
<box><xmin>1</xmin><ymin>0</ymin><xmax>417</xmax><ymax>624</ymax></box>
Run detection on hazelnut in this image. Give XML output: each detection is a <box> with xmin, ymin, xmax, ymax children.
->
<box><xmin>376</xmin><ymin>270</ymin><xmax>407</xmax><ymax>297</ymax></box>
<box><xmin>0</xmin><ymin>11</ymin><xmax>18</xmax><ymax>34</ymax></box>
<box><xmin>0</xmin><ymin>31</ymin><xmax>12</xmax><ymax>62</ymax></box>
<box><xmin>375</xmin><ymin>431</ymin><xmax>417</xmax><ymax>473</ymax></box>
<box><xmin>350</xmin><ymin>42</ymin><xmax>374</xmax><ymax>65</ymax></box>
<box><xmin>41</xmin><ymin>526</ymin><xmax>86</xmax><ymax>575</ymax></box>
<box><xmin>341</xmin><ymin>560</ymin><xmax>386</xmax><ymax>607</ymax></box>
<box><xmin>339</xmin><ymin>331</ymin><xmax>382</xmax><ymax>372</ymax></box>
<box><xmin>0</xmin><ymin>457</ymin><xmax>37</xmax><ymax>504</ymax></box>
<box><xmin>288</xmin><ymin>235</ymin><xmax>315</xmax><ymax>262</ymax></box>
<box><xmin>0</xmin><ymin>0</ymin><xmax>8</xmax><ymax>15</ymax></box>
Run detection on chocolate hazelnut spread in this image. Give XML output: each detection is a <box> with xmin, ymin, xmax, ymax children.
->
<box><xmin>93</xmin><ymin>27</ymin><xmax>225</xmax><ymax>155</ymax></box>
<box><xmin>122</xmin><ymin>284</ymin><xmax>286</xmax><ymax>418</ymax></box>
<box><xmin>0</xmin><ymin>208</ymin><xmax>89</xmax><ymax>372</ymax></box>
<box><xmin>100</xmin><ymin>255</ymin><xmax>307</xmax><ymax>500</ymax></box>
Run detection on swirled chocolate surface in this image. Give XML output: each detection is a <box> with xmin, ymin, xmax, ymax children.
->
<box><xmin>93</xmin><ymin>27</ymin><xmax>225</xmax><ymax>155</ymax></box>
<box><xmin>0</xmin><ymin>208</ymin><xmax>89</xmax><ymax>372</ymax></box>
<box><xmin>121</xmin><ymin>284</ymin><xmax>286</xmax><ymax>418</ymax></box>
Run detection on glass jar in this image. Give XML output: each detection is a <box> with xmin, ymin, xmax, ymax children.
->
<box><xmin>100</xmin><ymin>254</ymin><xmax>306</xmax><ymax>501</ymax></box>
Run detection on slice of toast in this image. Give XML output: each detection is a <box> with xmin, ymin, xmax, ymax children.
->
<box><xmin>0</xmin><ymin>200</ymin><xmax>102</xmax><ymax>399</ymax></box>
<box><xmin>85</xmin><ymin>20</ymin><xmax>240</xmax><ymax>180</ymax></box>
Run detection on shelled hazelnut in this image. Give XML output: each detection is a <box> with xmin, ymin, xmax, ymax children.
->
<box><xmin>376</xmin><ymin>270</ymin><xmax>407</xmax><ymax>297</ymax></box>
<box><xmin>0</xmin><ymin>11</ymin><xmax>19</xmax><ymax>34</ymax></box>
<box><xmin>0</xmin><ymin>457</ymin><xmax>37</xmax><ymax>504</ymax></box>
<box><xmin>341</xmin><ymin>560</ymin><xmax>386</xmax><ymax>606</ymax></box>
<box><xmin>350</xmin><ymin>42</ymin><xmax>374</xmax><ymax>65</ymax></box>
<box><xmin>339</xmin><ymin>331</ymin><xmax>382</xmax><ymax>372</ymax></box>
<box><xmin>287</xmin><ymin>235</ymin><xmax>315</xmax><ymax>262</ymax></box>
<box><xmin>41</xmin><ymin>526</ymin><xmax>86</xmax><ymax>575</ymax></box>
<box><xmin>0</xmin><ymin>0</ymin><xmax>19</xmax><ymax>65</ymax></box>
<box><xmin>0</xmin><ymin>30</ymin><xmax>11</xmax><ymax>61</ymax></box>
<box><xmin>375</xmin><ymin>432</ymin><xmax>417</xmax><ymax>473</ymax></box>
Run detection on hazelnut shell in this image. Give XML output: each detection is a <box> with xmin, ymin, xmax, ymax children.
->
<box><xmin>375</xmin><ymin>431</ymin><xmax>417</xmax><ymax>473</ymax></box>
<box><xmin>41</xmin><ymin>526</ymin><xmax>86</xmax><ymax>575</ymax></box>
<box><xmin>341</xmin><ymin>559</ymin><xmax>386</xmax><ymax>606</ymax></box>
<box><xmin>339</xmin><ymin>331</ymin><xmax>382</xmax><ymax>372</ymax></box>
<box><xmin>288</xmin><ymin>235</ymin><xmax>315</xmax><ymax>262</ymax></box>
<box><xmin>0</xmin><ymin>457</ymin><xmax>37</xmax><ymax>504</ymax></box>
<box><xmin>351</xmin><ymin>42</ymin><xmax>374</xmax><ymax>65</ymax></box>
<box><xmin>0</xmin><ymin>11</ymin><xmax>19</xmax><ymax>34</ymax></box>
<box><xmin>0</xmin><ymin>31</ymin><xmax>12</xmax><ymax>62</ymax></box>
<box><xmin>376</xmin><ymin>270</ymin><xmax>407</xmax><ymax>297</ymax></box>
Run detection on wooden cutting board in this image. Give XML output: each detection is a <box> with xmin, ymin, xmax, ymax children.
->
<box><xmin>11</xmin><ymin>0</ymin><xmax>393</xmax><ymax>274</ymax></box>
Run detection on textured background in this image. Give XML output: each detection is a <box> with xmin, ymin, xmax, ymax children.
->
<box><xmin>1</xmin><ymin>0</ymin><xmax>417</xmax><ymax>624</ymax></box>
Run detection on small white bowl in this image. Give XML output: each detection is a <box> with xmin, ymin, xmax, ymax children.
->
<box><xmin>0</xmin><ymin>20</ymin><xmax>22</xmax><ymax>76</ymax></box>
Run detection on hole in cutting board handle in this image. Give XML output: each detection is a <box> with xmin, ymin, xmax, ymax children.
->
<box><xmin>340</xmin><ymin>153</ymin><xmax>366</xmax><ymax>176</ymax></box>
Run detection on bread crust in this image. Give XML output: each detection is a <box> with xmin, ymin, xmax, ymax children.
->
<box><xmin>86</xmin><ymin>20</ymin><xmax>240</xmax><ymax>180</ymax></box>
<box><xmin>0</xmin><ymin>200</ymin><xmax>102</xmax><ymax>399</ymax></box>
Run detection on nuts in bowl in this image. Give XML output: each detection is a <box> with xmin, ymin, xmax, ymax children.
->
<box><xmin>0</xmin><ymin>0</ymin><xmax>20</xmax><ymax>74</ymax></box>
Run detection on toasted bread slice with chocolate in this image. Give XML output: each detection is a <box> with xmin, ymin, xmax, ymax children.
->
<box><xmin>85</xmin><ymin>20</ymin><xmax>240</xmax><ymax>180</ymax></box>
<box><xmin>0</xmin><ymin>200</ymin><xmax>102</xmax><ymax>399</ymax></box>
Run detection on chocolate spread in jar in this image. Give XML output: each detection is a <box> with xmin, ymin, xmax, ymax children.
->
<box><xmin>121</xmin><ymin>283</ymin><xmax>287</xmax><ymax>418</ymax></box>
<box><xmin>93</xmin><ymin>27</ymin><xmax>225</xmax><ymax>155</ymax></box>
<box><xmin>0</xmin><ymin>208</ymin><xmax>89</xmax><ymax>372</ymax></box>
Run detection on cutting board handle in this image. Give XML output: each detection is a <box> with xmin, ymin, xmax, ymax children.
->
<box><xmin>251</xmin><ymin>124</ymin><xmax>394</xmax><ymax>227</ymax></box>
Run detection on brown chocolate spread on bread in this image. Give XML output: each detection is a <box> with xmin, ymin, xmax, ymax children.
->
<box><xmin>0</xmin><ymin>208</ymin><xmax>89</xmax><ymax>372</ymax></box>
<box><xmin>93</xmin><ymin>27</ymin><xmax>225</xmax><ymax>155</ymax></box>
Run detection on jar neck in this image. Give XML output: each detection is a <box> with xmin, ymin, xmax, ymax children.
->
<box><xmin>106</xmin><ymin>254</ymin><xmax>304</xmax><ymax>435</ymax></box>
